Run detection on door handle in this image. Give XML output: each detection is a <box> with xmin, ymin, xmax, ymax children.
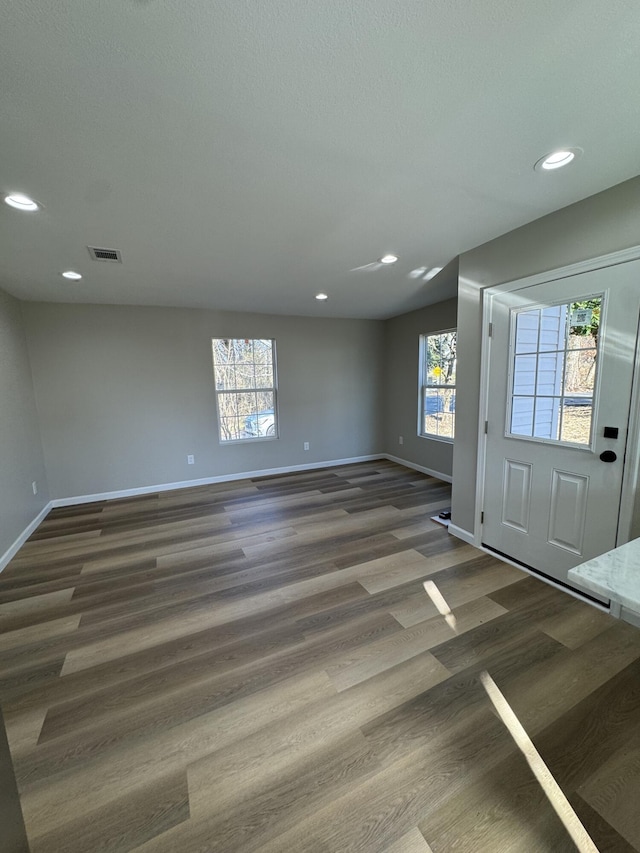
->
<box><xmin>599</xmin><ymin>450</ymin><xmax>617</xmax><ymax>463</ymax></box>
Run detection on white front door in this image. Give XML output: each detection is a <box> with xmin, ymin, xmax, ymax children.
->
<box><xmin>482</xmin><ymin>260</ymin><xmax>640</xmax><ymax>597</ymax></box>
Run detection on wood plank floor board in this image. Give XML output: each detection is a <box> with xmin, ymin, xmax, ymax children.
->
<box><xmin>35</xmin><ymin>618</ymin><xmax>311</xmax><ymax>742</ymax></box>
<box><xmin>140</xmin><ymin>732</ymin><xmax>383</xmax><ymax>853</ymax></box>
<box><xmin>243</xmin><ymin>723</ymin><xmax>512</xmax><ymax>853</ymax></box>
<box><xmin>4</xmin><ymin>706</ymin><xmax>48</xmax><ymax>757</ymax></box>
<box><xmin>524</xmin><ymin>656</ymin><xmax>640</xmax><ymax>793</ymax></box>
<box><xmin>19</xmin><ymin>611</ymin><xmax>403</xmax><ymax>784</ymax></box>
<box><xmin>292</xmin><ymin>576</ymin><xmax>440</xmax><ymax>637</ymax></box>
<box><xmin>0</xmin><ymin>580</ymin><xmax>369</xmax><ymax>711</ymax></box>
<box><xmin>498</xmin><ymin>622</ymin><xmax>640</xmax><ymax>735</ymax></box>
<box><xmin>571</xmin><ymin>794</ymin><xmax>640</xmax><ymax>853</ymax></box>
<box><xmin>19</xmin><ymin>670</ymin><xmax>337</xmax><ymax>840</ymax></box>
<box><xmin>29</xmin><ymin>769</ymin><xmax>190</xmax><ymax>853</ymax></box>
<box><xmin>358</xmin><ymin>634</ymin><xmax>567</xmax><ymax>775</ymax></box>
<box><xmin>331</xmin><ymin>528</ymin><xmax>465</xmax><ymax>572</ymax></box>
<box><xmin>417</xmin><ymin>748</ymin><xmax>578</xmax><ymax>853</ymax></box>
<box><xmin>578</xmin><ymin>738</ymin><xmax>640</xmax><ymax>848</ymax></box>
<box><xmin>0</xmin><ymin>561</ymin><xmax>87</xmax><ymax>593</ymax></box>
<box><xmin>0</xmin><ymin>614</ymin><xmax>82</xmax><ymax>653</ymax></box>
<box><xmin>2</xmin><ymin>461</ymin><xmax>639</xmax><ymax>852</ymax></box>
<box><xmin>428</xmin><ymin>596</ymin><xmax>578</xmax><ymax>675</ymax></box>
<box><xmin>536</xmin><ymin>595</ymin><xmax>615</xmax><ymax>649</ymax></box>
<box><xmin>325</xmin><ymin>596</ymin><xmax>508</xmax><ymax>692</ymax></box>
<box><xmin>0</xmin><ymin>559</ymin><xmax>158</xmax><ymax>604</ymax></box>
<box><xmin>383</xmin><ymin>828</ymin><xmax>434</xmax><ymax>853</ymax></box>
<box><xmin>487</xmin><ymin>573</ymin><xmax>564</xmax><ymax>611</ymax></box>
<box><xmin>0</xmin><ymin>657</ymin><xmax>66</xmax><ymax>700</ymax></box>
<box><xmin>2</xmin><ymin>611</ymin><xmax>311</xmax><ymax>719</ymax></box>
<box><xmin>185</xmin><ymin>653</ymin><xmax>451</xmax><ymax>826</ymax></box>
<box><xmin>419</xmin><ymin>657</ymin><xmax>640</xmax><ymax>852</ymax></box>
<box><xmin>389</xmin><ymin>557</ymin><xmax>523</xmax><ymax>628</ymax></box>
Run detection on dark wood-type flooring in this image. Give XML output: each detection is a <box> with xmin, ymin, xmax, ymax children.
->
<box><xmin>2</xmin><ymin>460</ymin><xmax>640</xmax><ymax>852</ymax></box>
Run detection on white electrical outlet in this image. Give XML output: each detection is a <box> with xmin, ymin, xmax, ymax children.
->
<box><xmin>187</xmin><ymin>455</ymin><xmax>195</xmax><ymax>465</ymax></box>
<box><xmin>32</xmin><ymin>481</ymin><xmax>38</xmax><ymax>495</ymax></box>
<box><xmin>303</xmin><ymin>441</ymin><xmax>310</xmax><ymax>451</ymax></box>
<box><xmin>399</xmin><ymin>436</ymin><xmax>404</xmax><ymax>445</ymax></box>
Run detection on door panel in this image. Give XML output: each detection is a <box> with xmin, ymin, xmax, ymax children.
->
<box><xmin>501</xmin><ymin>460</ymin><xmax>532</xmax><ymax>533</ymax></box>
<box><xmin>482</xmin><ymin>260</ymin><xmax>640</xmax><ymax>594</ymax></box>
<box><xmin>547</xmin><ymin>469</ymin><xmax>588</xmax><ymax>554</ymax></box>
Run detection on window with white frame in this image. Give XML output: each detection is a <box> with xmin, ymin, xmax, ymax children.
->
<box><xmin>419</xmin><ymin>330</ymin><xmax>456</xmax><ymax>441</ymax></box>
<box><xmin>212</xmin><ymin>338</ymin><xmax>278</xmax><ymax>442</ymax></box>
<box><xmin>508</xmin><ymin>298</ymin><xmax>600</xmax><ymax>445</ymax></box>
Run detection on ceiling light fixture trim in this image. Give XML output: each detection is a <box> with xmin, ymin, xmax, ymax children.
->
<box><xmin>534</xmin><ymin>148</ymin><xmax>582</xmax><ymax>172</ymax></box>
<box><xmin>4</xmin><ymin>193</ymin><xmax>39</xmax><ymax>212</ymax></box>
<box><xmin>62</xmin><ymin>270</ymin><xmax>83</xmax><ymax>281</ymax></box>
<box><xmin>315</xmin><ymin>292</ymin><xmax>328</xmax><ymax>301</ymax></box>
<box><xmin>379</xmin><ymin>254</ymin><xmax>399</xmax><ymax>264</ymax></box>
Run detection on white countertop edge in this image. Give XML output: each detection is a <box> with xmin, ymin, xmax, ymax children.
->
<box><xmin>568</xmin><ymin>537</ymin><xmax>640</xmax><ymax>613</ymax></box>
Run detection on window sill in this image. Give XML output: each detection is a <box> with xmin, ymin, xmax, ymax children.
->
<box><xmin>219</xmin><ymin>436</ymin><xmax>279</xmax><ymax>446</ymax></box>
<box><xmin>418</xmin><ymin>433</ymin><xmax>454</xmax><ymax>445</ymax></box>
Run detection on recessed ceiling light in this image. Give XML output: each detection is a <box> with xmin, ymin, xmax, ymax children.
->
<box><xmin>315</xmin><ymin>292</ymin><xmax>328</xmax><ymax>301</ymax></box>
<box><xmin>423</xmin><ymin>266</ymin><xmax>443</xmax><ymax>281</ymax></box>
<box><xmin>62</xmin><ymin>270</ymin><xmax>83</xmax><ymax>281</ymax></box>
<box><xmin>534</xmin><ymin>149</ymin><xmax>581</xmax><ymax>172</ymax></box>
<box><xmin>379</xmin><ymin>254</ymin><xmax>399</xmax><ymax>264</ymax></box>
<box><xmin>4</xmin><ymin>193</ymin><xmax>39</xmax><ymax>211</ymax></box>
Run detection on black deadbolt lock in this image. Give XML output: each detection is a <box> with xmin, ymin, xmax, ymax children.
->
<box><xmin>599</xmin><ymin>450</ymin><xmax>617</xmax><ymax>463</ymax></box>
<box><xmin>603</xmin><ymin>426</ymin><xmax>619</xmax><ymax>439</ymax></box>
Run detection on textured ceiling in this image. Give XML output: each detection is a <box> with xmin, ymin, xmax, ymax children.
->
<box><xmin>1</xmin><ymin>1</ymin><xmax>639</xmax><ymax>319</ymax></box>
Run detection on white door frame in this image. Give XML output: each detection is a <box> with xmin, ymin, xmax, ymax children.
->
<box><xmin>475</xmin><ymin>245</ymin><xmax>640</xmax><ymax>560</ymax></box>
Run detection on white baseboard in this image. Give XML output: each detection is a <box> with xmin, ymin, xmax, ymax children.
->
<box><xmin>448</xmin><ymin>523</ymin><xmax>477</xmax><ymax>545</ymax></box>
<box><xmin>0</xmin><ymin>501</ymin><xmax>53</xmax><ymax>573</ymax></box>
<box><xmin>383</xmin><ymin>454</ymin><xmax>452</xmax><ymax>484</ymax></box>
<box><xmin>50</xmin><ymin>454</ymin><xmax>386</xmax><ymax>508</ymax></box>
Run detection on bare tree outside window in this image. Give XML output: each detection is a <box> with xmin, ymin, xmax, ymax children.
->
<box><xmin>420</xmin><ymin>330</ymin><xmax>456</xmax><ymax>440</ymax></box>
<box><xmin>212</xmin><ymin>338</ymin><xmax>277</xmax><ymax>442</ymax></box>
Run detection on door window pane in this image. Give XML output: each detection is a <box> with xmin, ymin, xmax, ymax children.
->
<box><xmin>560</xmin><ymin>399</ymin><xmax>593</xmax><ymax>444</ymax></box>
<box><xmin>536</xmin><ymin>352</ymin><xmax>565</xmax><ymax>395</ymax></box>
<box><xmin>532</xmin><ymin>396</ymin><xmax>561</xmax><ymax>440</ymax></box>
<box><xmin>538</xmin><ymin>305</ymin><xmax>568</xmax><ymax>351</ymax></box>
<box><xmin>508</xmin><ymin>297</ymin><xmax>601</xmax><ymax>446</ymax></box>
<box><xmin>510</xmin><ymin>397</ymin><xmax>534</xmax><ymax>436</ymax></box>
<box><xmin>514</xmin><ymin>310</ymin><xmax>540</xmax><ymax>354</ymax></box>
<box><xmin>563</xmin><ymin>348</ymin><xmax>596</xmax><ymax>396</ymax></box>
<box><xmin>513</xmin><ymin>355</ymin><xmax>537</xmax><ymax>394</ymax></box>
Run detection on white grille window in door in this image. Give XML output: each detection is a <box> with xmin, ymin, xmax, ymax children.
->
<box><xmin>509</xmin><ymin>297</ymin><xmax>602</xmax><ymax>445</ymax></box>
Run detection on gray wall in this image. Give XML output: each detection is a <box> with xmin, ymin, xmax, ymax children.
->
<box><xmin>452</xmin><ymin>175</ymin><xmax>640</xmax><ymax>535</ymax></box>
<box><xmin>0</xmin><ymin>288</ymin><xmax>49</xmax><ymax>560</ymax></box>
<box><xmin>384</xmin><ymin>294</ymin><xmax>458</xmax><ymax>479</ymax></box>
<box><xmin>23</xmin><ymin>303</ymin><xmax>385</xmax><ymax>499</ymax></box>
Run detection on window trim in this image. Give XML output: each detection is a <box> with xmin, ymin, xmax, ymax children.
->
<box><xmin>418</xmin><ymin>328</ymin><xmax>457</xmax><ymax>444</ymax></box>
<box><xmin>212</xmin><ymin>337</ymin><xmax>279</xmax><ymax>444</ymax></box>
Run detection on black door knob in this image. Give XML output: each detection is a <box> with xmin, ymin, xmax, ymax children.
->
<box><xmin>599</xmin><ymin>450</ymin><xmax>617</xmax><ymax>463</ymax></box>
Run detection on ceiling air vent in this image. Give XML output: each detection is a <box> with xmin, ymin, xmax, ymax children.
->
<box><xmin>87</xmin><ymin>246</ymin><xmax>122</xmax><ymax>263</ymax></box>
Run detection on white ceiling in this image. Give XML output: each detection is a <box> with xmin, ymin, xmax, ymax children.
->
<box><xmin>1</xmin><ymin>1</ymin><xmax>639</xmax><ymax>319</ymax></box>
